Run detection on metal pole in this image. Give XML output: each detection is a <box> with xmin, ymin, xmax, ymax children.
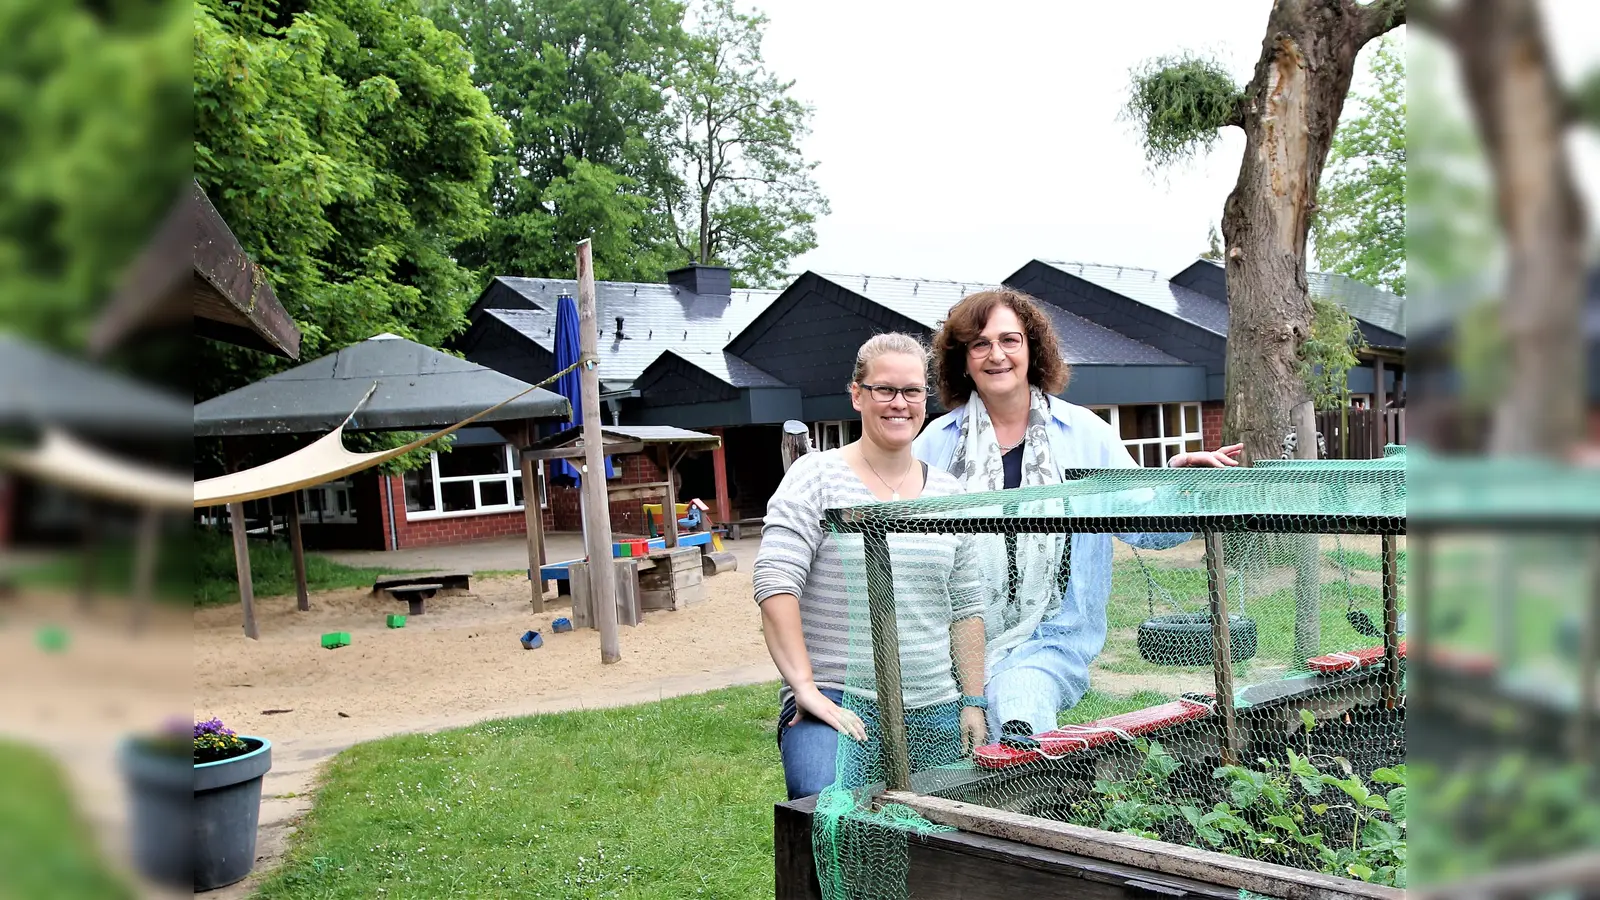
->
<box><xmin>863</xmin><ymin>529</ymin><xmax>910</xmax><ymax>791</ymax></box>
<box><xmin>577</xmin><ymin>239</ymin><xmax>620</xmax><ymax>664</ymax></box>
<box><xmin>1204</xmin><ymin>531</ymin><xmax>1239</xmax><ymax>766</ymax></box>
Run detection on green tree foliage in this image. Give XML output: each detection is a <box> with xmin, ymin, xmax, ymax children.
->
<box><xmin>1123</xmin><ymin>53</ymin><xmax>1241</xmax><ymax>168</ymax></box>
<box><xmin>426</xmin><ymin>0</ymin><xmax>687</xmax><ymax>282</ymax></box>
<box><xmin>1301</xmin><ymin>296</ymin><xmax>1367</xmax><ymax>411</ymax></box>
<box><xmin>1202</xmin><ymin>222</ymin><xmax>1224</xmax><ymax>260</ymax></box>
<box><xmin>193</xmin><ymin>0</ymin><xmax>502</xmax><ymax>402</ymax></box>
<box><xmin>0</xmin><ymin>0</ymin><xmax>190</xmax><ymax>349</ymax></box>
<box><xmin>668</xmin><ymin>0</ymin><xmax>827</xmax><ymax>287</ymax></box>
<box><xmin>1313</xmin><ymin>37</ymin><xmax>1405</xmax><ymax>296</ymax></box>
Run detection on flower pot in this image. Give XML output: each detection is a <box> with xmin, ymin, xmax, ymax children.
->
<box><xmin>120</xmin><ymin>736</ymin><xmax>272</xmax><ymax>891</ymax></box>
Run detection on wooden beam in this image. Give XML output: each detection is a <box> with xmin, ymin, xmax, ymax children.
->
<box><xmin>883</xmin><ymin>793</ymin><xmax>1403</xmax><ymax>900</ymax></box>
<box><xmin>1381</xmin><ymin>533</ymin><xmax>1401</xmax><ymax>710</ymax></box>
<box><xmin>578</xmin><ymin>239</ymin><xmax>620</xmax><ymax>664</ymax></box>
<box><xmin>1373</xmin><ymin>356</ymin><xmax>1388</xmax><ymax>450</ymax></box>
<box><xmin>864</xmin><ymin>529</ymin><xmax>911</xmax><ymax>790</ymax></box>
<box><xmin>711</xmin><ymin>426</ymin><xmax>732</xmax><ymax>526</ymax></box>
<box><xmin>1204</xmin><ymin>531</ymin><xmax>1240</xmax><ymax>765</ymax></box>
<box><xmin>523</xmin><ymin>440</ymin><xmax>645</xmax><ymax>462</ymax></box>
<box><xmin>659</xmin><ymin>444</ymin><xmax>680</xmax><ymax>550</ymax></box>
<box><xmin>606</xmin><ymin>483</ymin><xmax>671</xmax><ymax>504</ymax></box>
<box><xmin>519</xmin><ymin>421</ymin><xmax>547</xmax><ymax>612</ymax></box>
<box><xmin>229</xmin><ymin>501</ymin><xmax>259</xmax><ymax>640</ymax></box>
<box><xmin>287</xmin><ymin>492</ymin><xmax>310</xmax><ymax>611</ymax></box>
<box><xmin>131</xmin><ymin>505</ymin><xmax>161</xmax><ymax>632</ymax></box>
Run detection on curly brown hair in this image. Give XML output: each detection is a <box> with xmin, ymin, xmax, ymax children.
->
<box><xmin>932</xmin><ymin>288</ymin><xmax>1070</xmax><ymax>409</ymax></box>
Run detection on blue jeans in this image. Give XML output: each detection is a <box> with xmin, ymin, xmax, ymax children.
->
<box><xmin>776</xmin><ymin>688</ymin><xmax>963</xmax><ymax>800</ymax></box>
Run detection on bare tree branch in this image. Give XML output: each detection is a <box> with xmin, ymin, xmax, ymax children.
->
<box><xmin>1353</xmin><ymin>0</ymin><xmax>1407</xmax><ymax>45</ymax></box>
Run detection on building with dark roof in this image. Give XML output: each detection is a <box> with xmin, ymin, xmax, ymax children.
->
<box><xmin>313</xmin><ymin>257</ymin><xmax>1407</xmax><ymax>551</ymax></box>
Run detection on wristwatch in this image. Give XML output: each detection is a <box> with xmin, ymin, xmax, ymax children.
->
<box><xmin>959</xmin><ymin>695</ymin><xmax>988</xmax><ymax>710</ymax></box>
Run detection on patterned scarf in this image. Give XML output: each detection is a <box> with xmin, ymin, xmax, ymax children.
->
<box><xmin>947</xmin><ymin>386</ymin><xmax>1069</xmax><ymax>670</ymax></box>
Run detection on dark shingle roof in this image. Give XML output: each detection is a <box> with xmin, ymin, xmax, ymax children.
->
<box><xmin>1181</xmin><ymin>258</ymin><xmax>1407</xmax><ymax>337</ymax></box>
<box><xmin>812</xmin><ymin>273</ymin><xmax>1188</xmax><ymax>368</ymax></box>
<box><xmin>477</xmin><ymin>277</ymin><xmax>781</xmax><ymax>387</ymax></box>
<box><xmin>1048</xmin><ymin>261</ymin><xmax>1234</xmax><ymax>336</ymax></box>
<box><xmin>672</xmin><ymin>350</ymin><xmax>788</xmax><ymax>388</ymax></box>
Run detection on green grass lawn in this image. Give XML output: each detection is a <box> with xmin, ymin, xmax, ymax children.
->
<box><xmin>0</xmin><ymin>741</ymin><xmax>134</xmax><ymax>900</ymax></box>
<box><xmin>254</xmin><ymin>683</ymin><xmax>1174</xmax><ymax>899</ymax></box>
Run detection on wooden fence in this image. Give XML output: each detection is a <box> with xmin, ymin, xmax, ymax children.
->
<box><xmin>1316</xmin><ymin>407</ymin><xmax>1406</xmax><ymax>460</ymax></box>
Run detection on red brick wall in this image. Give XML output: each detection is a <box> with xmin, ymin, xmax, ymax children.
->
<box><xmin>1202</xmin><ymin>401</ymin><xmax>1225</xmax><ymax>450</ymax></box>
<box><xmin>378</xmin><ymin>450</ymin><xmax>671</xmax><ymax>549</ymax></box>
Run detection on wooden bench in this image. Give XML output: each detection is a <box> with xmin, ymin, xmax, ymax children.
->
<box><xmin>374</xmin><ymin>571</ymin><xmax>470</xmax><ymax>593</ymax></box>
<box><xmin>386</xmin><ymin>583</ymin><xmax>442</xmax><ymax>616</ymax></box>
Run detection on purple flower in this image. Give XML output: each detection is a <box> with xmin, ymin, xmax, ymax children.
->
<box><xmin>193</xmin><ymin>718</ymin><xmax>236</xmax><ymax>739</ymax></box>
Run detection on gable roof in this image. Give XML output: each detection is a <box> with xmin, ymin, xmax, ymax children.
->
<box><xmin>1048</xmin><ymin>261</ymin><xmax>1234</xmax><ymax>336</ymax></box>
<box><xmin>0</xmin><ymin>333</ymin><xmax>191</xmax><ymax>437</ymax></box>
<box><xmin>1174</xmin><ymin>258</ymin><xmax>1407</xmax><ymax>339</ymax></box>
<box><xmin>194</xmin><ymin>333</ymin><xmax>569</xmax><ymax>437</ymax></box>
<box><xmin>809</xmin><ymin>273</ymin><xmax>1189</xmax><ymax>367</ymax></box>
<box><xmin>462</xmin><ymin>276</ymin><xmax>782</xmax><ymax>389</ymax></box>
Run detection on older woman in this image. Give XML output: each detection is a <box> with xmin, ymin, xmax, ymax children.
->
<box><xmin>754</xmin><ymin>333</ymin><xmax>986</xmax><ymax>800</ymax></box>
<box><xmin>914</xmin><ymin>288</ymin><xmax>1241</xmax><ymax>741</ymax></box>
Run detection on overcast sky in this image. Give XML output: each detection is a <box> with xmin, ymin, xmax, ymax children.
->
<box><xmin>755</xmin><ymin>1</ymin><xmax>1600</xmax><ymax>286</ymax></box>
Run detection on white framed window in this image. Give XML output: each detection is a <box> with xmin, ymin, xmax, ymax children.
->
<box><xmin>811</xmin><ymin>420</ymin><xmax>856</xmax><ymax>451</ymax></box>
<box><xmin>403</xmin><ymin>443</ymin><xmax>547</xmax><ymax>519</ymax></box>
<box><xmin>1089</xmin><ymin>403</ymin><xmax>1204</xmax><ymax>468</ymax></box>
<box><xmin>300</xmin><ymin>479</ymin><xmax>357</xmax><ymax>524</ymax></box>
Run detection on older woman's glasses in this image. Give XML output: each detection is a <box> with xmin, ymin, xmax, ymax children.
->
<box><xmin>968</xmin><ymin>332</ymin><xmax>1025</xmax><ymax>358</ymax></box>
<box><xmin>857</xmin><ymin>383</ymin><xmax>928</xmax><ymax>404</ymax></box>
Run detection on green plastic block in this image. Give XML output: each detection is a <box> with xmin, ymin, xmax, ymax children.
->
<box><xmin>36</xmin><ymin>625</ymin><xmax>68</xmax><ymax>653</ymax></box>
<box><xmin>386</xmin><ymin>614</ymin><xmax>406</xmax><ymax>629</ymax></box>
<box><xmin>321</xmin><ymin>632</ymin><xmax>351</xmax><ymax>649</ymax></box>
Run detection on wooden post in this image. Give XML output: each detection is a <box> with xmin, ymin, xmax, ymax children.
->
<box><xmin>1204</xmin><ymin>531</ymin><xmax>1239</xmax><ymax>766</ymax></box>
<box><xmin>78</xmin><ymin>502</ymin><xmax>100</xmax><ymax>611</ymax></box>
<box><xmin>659</xmin><ymin>445</ymin><xmax>680</xmax><ymax>550</ymax></box>
<box><xmin>287</xmin><ymin>491</ymin><xmax>310</xmax><ymax>612</ymax></box>
<box><xmin>1409</xmin><ymin>528</ymin><xmax>1432</xmax><ymax>717</ymax></box>
<box><xmin>710</xmin><ymin>426</ymin><xmax>731</xmax><ymax>527</ymax></box>
<box><xmin>863</xmin><ymin>529</ymin><xmax>911</xmax><ymax>791</ymax></box>
<box><xmin>781</xmin><ymin>420</ymin><xmax>811</xmax><ymax>472</ymax></box>
<box><xmin>130</xmin><ymin>505</ymin><xmax>161</xmax><ymax>631</ymax></box>
<box><xmin>1381</xmin><ymin>533</ymin><xmax>1401</xmax><ymax>710</ymax></box>
<box><xmin>1577</xmin><ymin>533</ymin><xmax>1600</xmax><ymax>763</ymax></box>
<box><xmin>229</xmin><ymin>501</ymin><xmax>259</xmax><ymax>640</ymax></box>
<box><xmin>577</xmin><ymin>239</ymin><xmax>620</xmax><ymax>664</ymax></box>
<box><xmin>1373</xmin><ymin>356</ymin><xmax>1388</xmax><ymax>450</ymax></box>
<box><xmin>518</xmin><ymin>421</ymin><xmax>547</xmax><ymax>612</ymax></box>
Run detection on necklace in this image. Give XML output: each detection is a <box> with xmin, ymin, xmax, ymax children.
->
<box><xmin>997</xmin><ymin>434</ymin><xmax>1026</xmax><ymax>454</ymax></box>
<box><xmin>859</xmin><ymin>449</ymin><xmax>914</xmax><ymax>501</ymax></box>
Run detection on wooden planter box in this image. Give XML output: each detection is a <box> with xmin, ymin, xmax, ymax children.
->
<box><xmin>775</xmin><ymin>792</ymin><xmax>1400</xmax><ymax>900</ymax></box>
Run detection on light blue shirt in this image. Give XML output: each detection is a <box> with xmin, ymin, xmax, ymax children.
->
<box><xmin>913</xmin><ymin>395</ymin><xmax>1190</xmax><ymax>731</ymax></box>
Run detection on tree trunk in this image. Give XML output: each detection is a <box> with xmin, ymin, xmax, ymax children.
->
<box><xmin>1219</xmin><ymin>0</ymin><xmax>1402</xmax><ymax>661</ymax></box>
<box><xmin>1448</xmin><ymin>0</ymin><xmax>1588</xmax><ymax>457</ymax></box>
<box><xmin>1221</xmin><ymin>0</ymin><xmax>1401</xmax><ymax>465</ymax></box>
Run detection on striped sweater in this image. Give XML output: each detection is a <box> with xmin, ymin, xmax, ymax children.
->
<box><xmin>752</xmin><ymin>449</ymin><xmax>984</xmax><ymax>710</ymax></box>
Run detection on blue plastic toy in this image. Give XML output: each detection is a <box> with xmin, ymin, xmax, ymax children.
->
<box><xmin>551</xmin><ymin>617</ymin><xmax>572</xmax><ymax>634</ymax></box>
<box><xmin>520</xmin><ymin>630</ymin><xmax>543</xmax><ymax>650</ymax></box>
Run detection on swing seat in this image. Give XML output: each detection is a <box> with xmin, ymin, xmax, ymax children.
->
<box><xmin>1136</xmin><ymin>613</ymin><xmax>1258</xmax><ymax>667</ymax></box>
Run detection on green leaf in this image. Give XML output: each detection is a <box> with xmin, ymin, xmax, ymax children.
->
<box><xmin>1299</xmin><ymin>709</ymin><xmax>1316</xmax><ymax>733</ymax></box>
<box><xmin>1370</xmin><ymin>767</ymin><xmax>1406</xmax><ymax>785</ymax></box>
<box><xmin>1385</xmin><ymin>786</ymin><xmax>1407</xmax><ymax>822</ymax></box>
<box><xmin>1347</xmin><ymin>863</ymin><xmax>1375</xmax><ymax>881</ymax></box>
<box><xmin>1264</xmin><ymin>815</ymin><xmax>1301</xmax><ymax>836</ymax></box>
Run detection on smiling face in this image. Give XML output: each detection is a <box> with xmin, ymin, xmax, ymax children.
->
<box><xmin>964</xmin><ymin>304</ymin><xmax>1031</xmax><ymax>402</ymax></box>
<box><xmin>851</xmin><ymin>350</ymin><xmax>928</xmax><ymax>452</ymax></box>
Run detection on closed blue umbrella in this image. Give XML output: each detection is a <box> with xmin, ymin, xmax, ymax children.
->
<box><xmin>552</xmin><ymin>293</ymin><xmax>612</xmax><ymax>485</ymax></box>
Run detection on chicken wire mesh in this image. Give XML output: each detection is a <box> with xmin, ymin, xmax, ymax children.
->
<box><xmin>810</xmin><ymin>451</ymin><xmax>1408</xmax><ymax>900</ymax></box>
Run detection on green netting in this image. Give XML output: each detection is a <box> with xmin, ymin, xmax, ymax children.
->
<box><xmin>812</xmin><ymin>459</ymin><xmax>1408</xmax><ymax>899</ymax></box>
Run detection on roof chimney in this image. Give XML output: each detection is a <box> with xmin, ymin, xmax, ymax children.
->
<box><xmin>615</xmin><ymin>316</ymin><xmax>625</xmax><ymax>338</ymax></box>
<box><xmin>666</xmin><ymin>263</ymin><xmax>732</xmax><ymax>297</ymax></box>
